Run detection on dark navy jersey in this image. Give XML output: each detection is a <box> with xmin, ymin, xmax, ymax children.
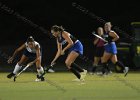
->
<box><xmin>103</xmin><ymin>30</ymin><xmax>114</xmax><ymax>43</ymax></box>
<box><xmin>57</xmin><ymin>32</ymin><xmax>77</xmax><ymax>45</ymax></box>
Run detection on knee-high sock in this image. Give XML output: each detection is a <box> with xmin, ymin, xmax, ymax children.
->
<box><xmin>37</xmin><ymin>67</ymin><xmax>44</xmax><ymax>76</ymax></box>
<box><xmin>92</xmin><ymin>65</ymin><xmax>97</xmax><ymax>72</ymax></box>
<box><xmin>101</xmin><ymin>63</ymin><xmax>110</xmax><ymax>73</ymax></box>
<box><xmin>13</xmin><ymin>63</ymin><xmax>22</xmax><ymax>74</ymax></box>
<box><xmin>71</xmin><ymin>63</ymin><xmax>84</xmax><ymax>72</ymax></box>
<box><xmin>115</xmin><ymin>61</ymin><xmax>125</xmax><ymax>70</ymax></box>
<box><xmin>70</xmin><ymin>67</ymin><xmax>81</xmax><ymax>79</ymax></box>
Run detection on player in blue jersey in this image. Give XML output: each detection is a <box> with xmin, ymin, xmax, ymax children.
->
<box><xmin>50</xmin><ymin>25</ymin><xmax>87</xmax><ymax>81</ymax></box>
<box><xmin>7</xmin><ymin>36</ymin><xmax>45</xmax><ymax>81</ymax></box>
<box><xmin>101</xmin><ymin>22</ymin><xmax>129</xmax><ymax>76</ymax></box>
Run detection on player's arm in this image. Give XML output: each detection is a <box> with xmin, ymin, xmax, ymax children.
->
<box><xmin>61</xmin><ymin>32</ymin><xmax>74</xmax><ymax>54</ymax></box>
<box><xmin>109</xmin><ymin>31</ymin><xmax>119</xmax><ymax>42</ymax></box>
<box><xmin>51</xmin><ymin>39</ymin><xmax>62</xmax><ymax>65</ymax></box>
<box><xmin>8</xmin><ymin>44</ymin><xmax>26</xmax><ymax>63</ymax></box>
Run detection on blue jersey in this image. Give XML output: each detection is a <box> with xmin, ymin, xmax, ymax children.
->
<box><xmin>104</xmin><ymin>31</ymin><xmax>117</xmax><ymax>54</ymax></box>
<box><xmin>57</xmin><ymin>32</ymin><xmax>83</xmax><ymax>55</ymax></box>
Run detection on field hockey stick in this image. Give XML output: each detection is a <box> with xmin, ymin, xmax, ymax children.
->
<box><xmin>38</xmin><ymin>64</ymin><xmax>55</xmax><ymax>79</ymax></box>
<box><xmin>13</xmin><ymin>64</ymin><xmax>30</xmax><ymax>82</ymax></box>
<box><xmin>92</xmin><ymin>31</ymin><xmax>108</xmax><ymax>42</ymax></box>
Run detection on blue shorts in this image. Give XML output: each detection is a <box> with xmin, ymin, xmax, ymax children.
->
<box><xmin>104</xmin><ymin>42</ymin><xmax>117</xmax><ymax>54</ymax></box>
<box><xmin>69</xmin><ymin>40</ymin><xmax>83</xmax><ymax>55</ymax></box>
<box><xmin>23</xmin><ymin>49</ymin><xmax>42</xmax><ymax>58</ymax></box>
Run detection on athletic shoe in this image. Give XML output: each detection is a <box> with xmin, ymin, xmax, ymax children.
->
<box><xmin>48</xmin><ymin>68</ymin><xmax>55</xmax><ymax>73</ymax></box>
<box><xmin>89</xmin><ymin>72</ymin><xmax>94</xmax><ymax>75</ymax></box>
<box><xmin>35</xmin><ymin>75</ymin><xmax>45</xmax><ymax>82</ymax></box>
<box><xmin>7</xmin><ymin>73</ymin><xmax>15</xmax><ymax>79</ymax></box>
<box><xmin>124</xmin><ymin>67</ymin><xmax>129</xmax><ymax>77</ymax></box>
<box><xmin>104</xmin><ymin>71</ymin><xmax>112</xmax><ymax>76</ymax></box>
<box><xmin>35</xmin><ymin>77</ymin><xmax>45</xmax><ymax>82</ymax></box>
<box><xmin>72</xmin><ymin>78</ymin><xmax>85</xmax><ymax>82</ymax></box>
<box><xmin>96</xmin><ymin>72</ymin><xmax>103</xmax><ymax>76</ymax></box>
<box><xmin>80</xmin><ymin>69</ymin><xmax>87</xmax><ymax>80</ymax></box>
<box><xmin>72</xmin><ymin>78</ymin><xmax>81</xmax><ymax>82</ymax></box>
<box><xmin>83</xmin><ymin>69</ymin><xmax>87</xmax><ymax>75</ymax></box>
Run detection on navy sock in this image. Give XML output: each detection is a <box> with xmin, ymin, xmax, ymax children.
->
<box><xmin>92</xmin><ymin>65</ymin><xmax>97</xmax><ymax>72</ymax></box>
<box><xmin>115</xmin><ymin>61</ymin><xmax>125</xmax><ymax>70</ymax></box>
<box><xmin>70</xmin><ymin>67</ymin><xmax>81</xmax><ymax>79</ymax></box>
<box><xmin>101</xmin><ymin>63</ymin><xmax>110</xmax><ymax>73</ymax></box>
<box><xmin>71</xmin><ymin>63</ymin><xmax>84</xmax><ymax>72</ymax></box>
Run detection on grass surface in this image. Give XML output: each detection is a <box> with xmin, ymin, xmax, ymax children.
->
<box><xmin>0</xmin><ymin>72</ymin><xmax>140</xmax><ymax>100</ymax></box>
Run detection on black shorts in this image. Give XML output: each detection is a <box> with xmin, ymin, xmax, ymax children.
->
<box><xmin>23</xmin><ymin>49</ymin><xmax>36</xmax><ymax>58</ymax></box>
<box><xmin>23</xmin><ymin>49</ymin><xmax>42</xmax><ymax>59</ymax></box>
<box><xmin>94</xmin><ymin>46</ymin><xmax>104</xmax><ymax>57</ymax></box>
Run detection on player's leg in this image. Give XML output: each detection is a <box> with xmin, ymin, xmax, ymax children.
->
<box><xmin>111</xmin><ymin>55</ymin><xmax>129</xmax><ymax>76</ymax></box>
<box><xmin>7</xmin><ymin>55</ymin><xmax>28</xmax><ymax>78</ymax></box>
<box><xmin>65</xmin><ymin>51</ymin><xmax>81</xmax><ymax>79</ymax></box>
<box><xmin>92</xmin><ymin>46</ymin><xmax>104</xmax><ymax>74</ymax></box>
<box><xmin>65</xmin><ymin>51</ymin><xmax>87</xmax><ymax>80</ymax></box>
<box><xmin>35</xmin><ymin>56</ymin><xmax>45</xmax><ymax>81</ymax></box>
<box><xmin>101</xmin><ymin>52</ymin><xmax>112</xmax><ymax>74</ymax></box>
<box><xmin>92</xmin><ymin>57</ymin><xmax>100</xmax><ymax>73</ymax></box>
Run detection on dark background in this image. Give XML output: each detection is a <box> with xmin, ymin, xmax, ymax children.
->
<box><xmin>0</xmin><ymin>0</ymin><xmax>140</xmax><ymax>71</ymax></box>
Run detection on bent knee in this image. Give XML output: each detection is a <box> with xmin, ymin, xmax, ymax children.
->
<box><xmin>65</xmin><ymin>61</ymin><xmax>72</xmax><ymax>69</ymax></box>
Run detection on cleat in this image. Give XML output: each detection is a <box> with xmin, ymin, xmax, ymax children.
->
<box><xmin>7</xmin><ymin>73</ymin><xmax>15</xmax><ymax>79</ymax></box>
<box><xmin>48</xmin><ymin>68</ymin><xmax>55</xmax><ymax>73</ymax></box>
<box><xmin>124</xmin><ymin>67</ymin><xmax>129</xmax><ymax>77</ymax></box>
<box><xmin>72</xmin><ymin>78</ymin><xmax>85</xmax><ymax>82</ymax></box>
<box><xmin>80</xmin><ymin>69</ymin><xmax>87</xmax><ymax>80</ymax></box>
<box><xmin>72</xmin><ymin>78</ymin><xmax>81</xmax><ymax>82</ymax></box>
<box><xmin>36</xmin><ymin>75</ymin><xmax>45</xmax><ymax>82</ymax></box>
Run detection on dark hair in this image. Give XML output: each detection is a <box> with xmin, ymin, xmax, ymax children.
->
<box><xmin>51</xmin><ymin>25</ymin><xmax>64</xmax><ymax>32</ymax></box>
<box><xmin>27</xmin><ymin>36</ymin><xmax>34</xmax><ymax>43</ymax></box>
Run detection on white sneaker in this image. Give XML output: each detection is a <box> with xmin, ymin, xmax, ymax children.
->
<box><xmin>48</xmin><ymin>68</ymin><xmax>55</xmax><ymax>73</ymax></box>
<box><xmin>124</xmin><ymin>67</ymin><xmax>129</xmax><ymax>77</ymax></box>
<box><xmin>72</xmin><ymin>78</ymin><xmax>85</xmax><ymax>82</ymax></box>
<box><xmin>35</xmin><ymin>78</ymin><xmax>41</xmax><ymax>82</ymax></box>
<box><xmin>96</xmin><ymin>72</ymin><xmax>103</xmax><ymax>75</ymax></box>
<box><xmin>83</xmin><ymin>69</ymin><xmax>87</xmax><ymax>75</ymax></box>
<box><xmin>72</xmin><ymin>78</ymin><xmax>81</xmax><ymax>82</ymax></box>
<box><xmin>80</xmin><ymin>69</ymin><xmax>87</xmax><ymax>80</ymax></box>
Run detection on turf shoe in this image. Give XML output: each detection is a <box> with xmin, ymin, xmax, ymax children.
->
<box><xmin>80</xmin><ymin>69</ymin><xmax>87</xmax><ymax>80</ymax></box>
<box><xmin>48</xmin><ymin>68</ymin><xmax>55</xmax><ymax>73</ymax></box>
<box><xmin>7</xmin><ymin>73</ymin><xmax>15</xmax><ymax>79</ymax></box>
<box><xmin>35</xmin><ymin>75</ymin><xmax>45</xmax><ymax>82</ymax></box>
<box><xmin>124</xmin><ymin>67</ymin><xmax>129</xmax><ymax>77</ymax></box>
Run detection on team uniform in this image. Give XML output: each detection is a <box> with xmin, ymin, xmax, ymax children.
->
<box><xmin>101</xmin><ymin>30</ymin><xmax>129</xmax><ymax>76</ymax></box>
<box><xmin>7</xmin><ymin>41</ymin><xmax>44</xmax><ymax>81</ymax></box>
<box><xmin>104</xmin><ymin>31</ymin><xmax>117</xmax><ymax>54</ymax></box>
<box><xmin>94</xmin><ymin>38</ymin><xmax>105</xmax><ymax>57</ymax></box>
<box><xmin>58</xmin><ymin>33</ymin><xmax>83</xmax><ymax>55</ymax></box>
<box><xmin>56</xmin><ymin>32</ymin><xmax>87</xmax><ymax>81</ymax></box>
<box><xmin>23</xmin><ymin>41</ymin><xmax>41</xmax><ymax>58</ymax></box>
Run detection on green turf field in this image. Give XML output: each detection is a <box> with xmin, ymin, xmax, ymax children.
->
<box><xmin>0</xmin><ymin>72</ymin><xmax>140</xmax><ymax>100</ymax></box>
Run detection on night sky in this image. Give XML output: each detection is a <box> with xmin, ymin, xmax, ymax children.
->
<box><xmin>0</xmin><ymin>0</ymin><xmax>139</xmax><ymax>44</ymax></box>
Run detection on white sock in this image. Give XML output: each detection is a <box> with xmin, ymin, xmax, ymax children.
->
<box><xmin>13</xmin><ymin>63</ymin><xmax>22</xmax><ymax>74</ymax></box>
<box><xmin>37</xmin><ymin>67</ymin><xmax>44</xmax><ymax>76</ymax></box>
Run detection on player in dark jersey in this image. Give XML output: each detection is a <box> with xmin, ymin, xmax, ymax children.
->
<box><xmin>51</xmin><ymin>25</ymin><xmax>87</xmax><ymax>81</ymax></box>
<box><xmin>91</xmin><ymin>27</ymin><xmax>105</xmax><ymax>74</ymax></box>
<box><xmin>7</xmin><ymin>36</ymin><xmax>45</xmax><ymax>81</ymax></box>
<box><xmin>101</xmin><ymin>22</ymin><xmax>129</xmax><ymax>76</ymax></box>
